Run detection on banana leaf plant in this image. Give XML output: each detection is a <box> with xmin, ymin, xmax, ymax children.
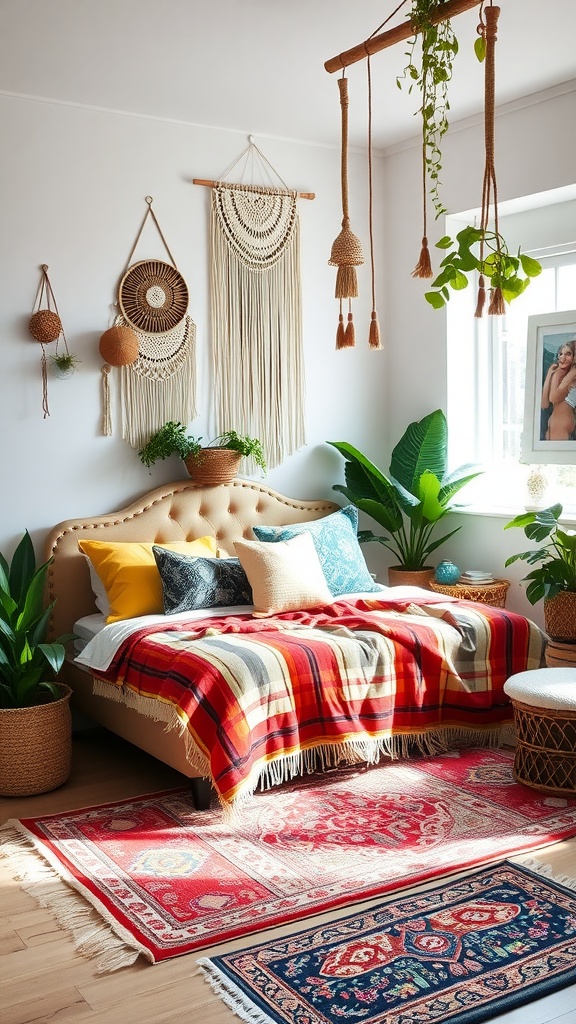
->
<box><xmin>0</xmin><ymin>530</ymin><xmax>75</xmax><ymax>708</ymax></box>
<box><xmin>328</xmin><ymin>409</ymin><xmax>482</xmax><ymax>570</ymax></box>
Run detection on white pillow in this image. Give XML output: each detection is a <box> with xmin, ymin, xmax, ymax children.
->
<box><xmin>83</xmin><ymin>554</ymin><xmax>111</xmax><ymax>617</ymax></box>
<box><xmin>234</xmin><ymin>532</ymin><xmax>334</xmax><ymax>617</ymax></box>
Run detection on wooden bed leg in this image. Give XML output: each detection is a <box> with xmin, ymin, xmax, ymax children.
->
<box><xmin>190</xmin><ymin>776</ymin><xmax>213</xmax><ymax>810</ymax></box>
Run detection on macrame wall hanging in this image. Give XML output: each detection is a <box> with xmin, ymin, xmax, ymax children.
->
<box><xmin>101</xmin><ymin>196</ymin><xmax>197</xmax><ymax>447</ymax></box>
<box><xmin>28</xmin><ymin>264</ymin><xmax>71</xmax><ymax>417</ymax></box>
<box><xmin>193</xmin><ymin>141</ymin><xmax>313</xmax><ymax>470</ymax></box>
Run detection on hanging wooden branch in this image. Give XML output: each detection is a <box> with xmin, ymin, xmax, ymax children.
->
<box><xmin>329</xmin><ymin>76</ymin><xmax>364</xmax><ymax>349</ymax></box>
<box><xmin>324</xmin><ymin>0</ymin><xmax>482</xmax><ymax>73</ymax></box>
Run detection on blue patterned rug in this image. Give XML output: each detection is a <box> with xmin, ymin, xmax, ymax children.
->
<box><xmin>199</xmin><ymin>861</ymin><xmax>576</xmax><ymax>1024</ymax></box>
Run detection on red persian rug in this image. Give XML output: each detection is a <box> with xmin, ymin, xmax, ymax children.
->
<box><xmin>2</xmin><ymin>748</ymin><xmax>576</xmax><ymax>971</ymax></box>
<box><xmin>199</xmin><ymin>861</ymin><xmax>576</xmax><ymax>1024</ymax></box>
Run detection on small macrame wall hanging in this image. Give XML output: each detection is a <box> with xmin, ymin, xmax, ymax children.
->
<box><xmin>194</xmin><ymin>141</ymin><xmax>312</xmax><ymax>470</ymax></box>
<box><xmin>29</xmin><ymin>264</ymin><xmax>73</xmax><ymax>417</ymax></box>
<box><xmin>100</xmin><ymin>196</ymin><xmax>197</xmax><ymax>447</ymax></box>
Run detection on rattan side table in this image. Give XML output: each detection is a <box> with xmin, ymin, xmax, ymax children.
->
<box><xmin>428</xmin><ymin>578</ymin><xmax>510</xmax><ymax>608</ymax></box>
<box><xmin>503</xmin><ymin>667</ymin><xmax>576</xmax><ymax>795</ymax></box>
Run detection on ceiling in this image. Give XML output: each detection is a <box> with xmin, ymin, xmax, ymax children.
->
<box><xmin>1</xmin><ymin>0</ymin><xmax>575</xmax><ymax>151</ymax></box>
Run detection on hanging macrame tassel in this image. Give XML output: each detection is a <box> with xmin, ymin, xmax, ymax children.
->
<box><xmin>412</xmin><ymin>143</ymin><xmax>434</xmax><ymax>279</ymax></box>
<box><xmin>344</xmin><ymin>305</ymin><xmax>356</xmax><ymax>348</ymax></box>
<box><xmin>329</xmin><ymin>75</ymin><xmax>364</xmax><ymax>341</ymax></box>
<box><xmin>368</xmin><ymin>310</ymin><xmax>382</xmax><ymax>350</ymax></box>
<box><xmin>488</xmin><ymin>286</ymin><xmax>505</xmax><ymax>316</ymax></box>
<box><xmin>336</xmin><ymin>304</ymin><xmax>347</xmax><ymax>349</ymax></box>
<box><xmin>101</xmin><ymin>363</ymin><xmax>112</xmax><ymax>435</ymax></box>
<box><xmin>413</xmin><ymin>236</ymin><xmax>433</xmax><ymax>278</ymax></box>
<box><xmin>474</xmin><ymin>274</ymin><xmax>487</xmax><ymax>318</ymax></box>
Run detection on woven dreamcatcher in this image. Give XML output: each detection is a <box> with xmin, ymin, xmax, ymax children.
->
<box><xmin>201</xmin><ymin>140</ymin><xmax>306</xmax><ymax>470</ymax></box>
<box><xmin>29</xmin><ymin>264</ymin><xmax>71</xmax><ymax>417</ymax></box>
<box><xmin>329</xmin><ymin>75</ymin><xmax>364</xmax><ymax>349</ymax></box>
<box><xmin>101</xmin><ymin>197</ymin><xmax>196</xmax><ymax>445</ymax></box>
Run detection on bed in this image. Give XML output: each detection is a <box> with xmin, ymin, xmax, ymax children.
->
<box><xmin>45</xmin><ymin>479</ymin><xmax>546</xmax><ymax>812</ymax></box>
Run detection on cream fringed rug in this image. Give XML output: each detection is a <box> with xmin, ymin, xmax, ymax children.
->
<box><xmin>210</xmin><ymin>183</ymin><xmax>305</xmax><ymax>471</ymax></box>
<box><xmin>2</xmin><ymin>749</ymin><xmax>576</xmax><ymax>971</ymax></box>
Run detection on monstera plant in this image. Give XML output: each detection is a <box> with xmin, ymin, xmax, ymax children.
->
<box><xmin>329</xmin><ymin>409</ymin><xmax>482</xmax><ymax>573</ymax></box>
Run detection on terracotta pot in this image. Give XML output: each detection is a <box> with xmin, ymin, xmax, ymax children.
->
<box><xmin>544</xmin><ymin>591</ymin><xmax>576</xmax><ymax>642</ymax></box>
<box><xmin>184</xmin><ymin>448</ymin><xmax>241</xmax><ymax>486</ymax></box>
<box><xmin>0</xmin><ymin>684</ymin><xmax>72</xmax><ymax>797</ymax></box>
<box><xmin>387</xmin><ymin>566</ymin><xmax>435</xmax><ymax>589</ymax></box>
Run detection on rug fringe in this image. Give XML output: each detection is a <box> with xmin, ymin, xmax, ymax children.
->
<box><xmin>509</xmin><ymin>855</ymin><xmax>576</xmax><ymax>892</ymax></box>
<box><xmin>198</xmin><ymin>958</ymin><xmax>273</xmax><ymax>1024</ymax></box>
<box><xmin>0</xmin><ymin>822</ymin><xmax>148</xmax><ymax>973</ymax></box>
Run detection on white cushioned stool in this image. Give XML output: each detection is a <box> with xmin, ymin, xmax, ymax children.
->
<box><xmin>504</xmin><ymin>667</ymin><xmax>576</xmax><ymax>795</ymax></box>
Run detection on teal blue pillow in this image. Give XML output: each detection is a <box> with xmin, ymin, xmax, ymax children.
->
<box><xmin>252</xmin><ymin>505</ymin><xmax>381</xmax><ymax>597</ymax></box>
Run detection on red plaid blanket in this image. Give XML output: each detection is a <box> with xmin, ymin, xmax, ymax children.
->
<box><xmin>93</xmin><ymin>597</ymin><xmax>544</xmax><ymax>807</ymax></box>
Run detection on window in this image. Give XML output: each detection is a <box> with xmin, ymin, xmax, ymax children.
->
<box><xmin>447</xmin><ymin>201</ymin><xmax>576</xmax><ymax>515</ymax></box>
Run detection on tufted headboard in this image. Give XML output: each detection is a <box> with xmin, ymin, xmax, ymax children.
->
<box><xmin>44</xmin><ymin>479</ymin><xmax>339</xmax><ymax>640</ymax></box>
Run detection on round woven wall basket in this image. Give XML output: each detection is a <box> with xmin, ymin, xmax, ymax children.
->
<box><xmin>544</xmin><ymin>591</ymin><xmax>576</xmax><ymax>642</ymax></box>
<box><xmin>387</xmin><ymin>566</ymin><xmax>435</xmax><ymax>589</ymax></box>
<box><xmin>184</xmin><ymin>448</ymin><xmax>241</xmax><ymax>486</ymax></box>
<box><xmin>29</xmin><ymin>309</ymin><xmax>62</xmax><ymax>344</ymax></box>
<box><xmin>0</xmin><ymin>684</ymin><xmax>72</xmax><ymax>797</ymax></box>
<box><xmin>119</xmin><ymin>260</ymin><xmax>189</xmax><ymax>333</ymax></box>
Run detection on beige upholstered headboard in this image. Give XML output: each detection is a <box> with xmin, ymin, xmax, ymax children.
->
<box><xmin>45</xmin><ymin>479</ymin><xmax>339</xmax><ymax>640</ymax></box>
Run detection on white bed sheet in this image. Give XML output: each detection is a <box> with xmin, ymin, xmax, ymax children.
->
<box><xmin>73</xmin><ymin>586</ymin><xmax>448</xmax><ymax>675</ymax></box>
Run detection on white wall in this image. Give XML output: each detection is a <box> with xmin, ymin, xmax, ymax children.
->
<box><xmin>0</xmin><ymin>93</ymin><xmax>386</xmax><ymax>561</ymax></box>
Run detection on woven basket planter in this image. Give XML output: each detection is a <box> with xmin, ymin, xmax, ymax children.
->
<box><xmin>387</xmin><ymin>566</ymin><xmax>435</xmax><ymax>589</ymax></box>
<box><xmin>184</xmin><ymin>448</ymin><xmax>241</xmax><ymax>486</ymax></box>
<box><xmin>545</xmin><ymin>638</ymin><xmax>576</xmax><ymax>668</ymax></box>
<box><xmin>0</xmin><ymin>684</ymin><xmax>72</xmax><ymax>797</ymax></box>
<box><xmin>544</xmin><ymin>590</ymin><xmax>576</xmax><ymax>642</ymax></box>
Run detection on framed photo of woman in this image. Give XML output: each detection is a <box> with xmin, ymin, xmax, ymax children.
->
<box><xmin>522</xmin><ymin>309</ymin><xmax>576</xmax><ymax>464</ymax></box>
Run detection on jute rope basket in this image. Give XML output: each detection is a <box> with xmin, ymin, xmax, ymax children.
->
<box><xmin>0</xmin><ymin>684</ymin><xmax>72</xmax><ymax>796</ymax></box>
<box><xmin>184</xmin><ymin>448</ymin><xmax>241</xmax><ymax>486</ymax></box>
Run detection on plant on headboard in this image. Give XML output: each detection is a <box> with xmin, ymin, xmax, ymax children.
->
<box><xmin>138</xmin><ymin>421</ymin><xmax>266</xmax><ymax>484</ymax></box>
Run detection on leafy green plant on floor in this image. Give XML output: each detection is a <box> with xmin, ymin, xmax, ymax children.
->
<box><xmin>329</xmin><ymin>409</ymin><xmax>482</xmax><ymax>571</ymax></box>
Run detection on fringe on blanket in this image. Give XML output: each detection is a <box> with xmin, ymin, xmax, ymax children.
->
<box><xmin>0</xmin><ymin>822</ymin><xmax>147</xmax><ymax>972</ymax></box>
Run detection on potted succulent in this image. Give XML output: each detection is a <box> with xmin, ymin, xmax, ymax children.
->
<box><xmin>50</xmin><ymin>351</ymin><xmax>81</xmax><ymax>378</ymax></box>
<box><xmin>329</xmin><ymin>409</ymin><xmax>482</xmax><ymax>586</ymax></box>
<box><xmin>0</xmin><ymin>530</ymin><xmax>76</xmax><ymax>795</ymax></box>
<box><xmin>138</xmin><ymin>421</ymin><xmax>267</xmax><ymax>485</ymax></box>
<box><xmin>504</xmin><ymin>503</ymin><xmax>576</xmax><ymax>646</ymax></box>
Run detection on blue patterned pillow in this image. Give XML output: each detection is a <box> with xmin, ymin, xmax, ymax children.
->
<box><xmin>152</xmin><ymin>547</ymin><xmax>253</xmax><ymax>614</ymax></box>
<box><xmin>252</xmin><ymin>505</ymin><xmax>381</xmax><ymax>597</ymax></box>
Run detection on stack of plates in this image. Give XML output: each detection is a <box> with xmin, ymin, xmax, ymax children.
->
<box><xmin>460</xmin><ymin>570</ymin><xmax>495</xmax><ymax>585</ymax></box>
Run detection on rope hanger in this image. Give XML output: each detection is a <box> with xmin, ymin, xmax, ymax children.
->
<box><xmin>193</xmin><ymin>137</ymin><xmax>315</xmax><ymax>199</ymax></box>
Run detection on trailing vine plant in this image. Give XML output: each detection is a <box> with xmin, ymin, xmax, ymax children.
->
<box><xmin>397</xmin><ymin>0</ymin><xmax>458</xmax><ymax>277</ymax></box>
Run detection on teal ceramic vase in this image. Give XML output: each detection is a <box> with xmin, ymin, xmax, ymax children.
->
<box><xmin>434</xmin><ymin>559</ymin><xmax>461</xmax><ymax>584</ymax></box>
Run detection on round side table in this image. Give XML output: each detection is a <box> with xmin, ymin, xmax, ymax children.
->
<box><xmin>428</xmin><ymin>578</ymin><xmax>510</xmax><ymax>608</ymax></box>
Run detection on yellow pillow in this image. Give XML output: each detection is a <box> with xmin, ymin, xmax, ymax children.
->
<box><xmin>78</xmin><ymin>537</ymin><xmax>219</xmax><ymax>622</ymax></box>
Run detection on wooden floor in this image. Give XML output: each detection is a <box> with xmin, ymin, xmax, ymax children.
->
<box><xmin>1</xmin><ymin>728</ymin><xmax>575</xmax><ymax>1024</ymax></box>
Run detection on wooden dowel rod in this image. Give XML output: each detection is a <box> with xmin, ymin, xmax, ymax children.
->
<box><xmin>324</xmin><ymin>0</ymin><xmax>482</xmax><ymax>73</ymax></box>
<box><xmin>192</xmin><ymin>178</ymin><xmax>315</xmax><ymax>200</ymax></box>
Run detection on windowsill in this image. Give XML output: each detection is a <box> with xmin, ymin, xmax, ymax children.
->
<box><xmin>457</xmin><ymin>503</ymin><xmax>576</xmax><ymax>525</ymax></box>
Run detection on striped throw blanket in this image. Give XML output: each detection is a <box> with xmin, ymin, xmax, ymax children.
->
<box><xmin>92</xmin><ymin>597</ymin><xmax>544</xmax><ymax>808</ymax></box>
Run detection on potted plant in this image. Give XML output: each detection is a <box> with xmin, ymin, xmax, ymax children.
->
<box><xmin>504</xmin><ymin>503</ymin><xmax>576</xmax><ymax>647</ymax></box>
<box><xmin>329</xmin><ymin>409</ymin><xmax>482</xmax><ymax>586</ymax></box>
<box><xmin>0</xmin><ymin>531</ymin><xmax>76</xmax><ymax>795</ymax></box>
<box><xmin>138</xmin><ymin>421</ymin><xmax>267</xmax><ymax>485</ymax></box>
<box><xmin>50</xmin><ymin>351</ymin><xmax>81</xmax><ymax>378</ymax></box>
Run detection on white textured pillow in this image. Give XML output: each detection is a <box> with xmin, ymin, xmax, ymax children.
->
<box><xmin>234</xmin><ymin>532</ymin><xmax>334</xmax><ymax>617</ymax></box>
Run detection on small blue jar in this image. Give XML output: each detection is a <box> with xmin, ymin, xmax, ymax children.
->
<box><xmin>434</xmin><ymin>559</ymin><xmax>461</xmax><ymax>584</ymax></box>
